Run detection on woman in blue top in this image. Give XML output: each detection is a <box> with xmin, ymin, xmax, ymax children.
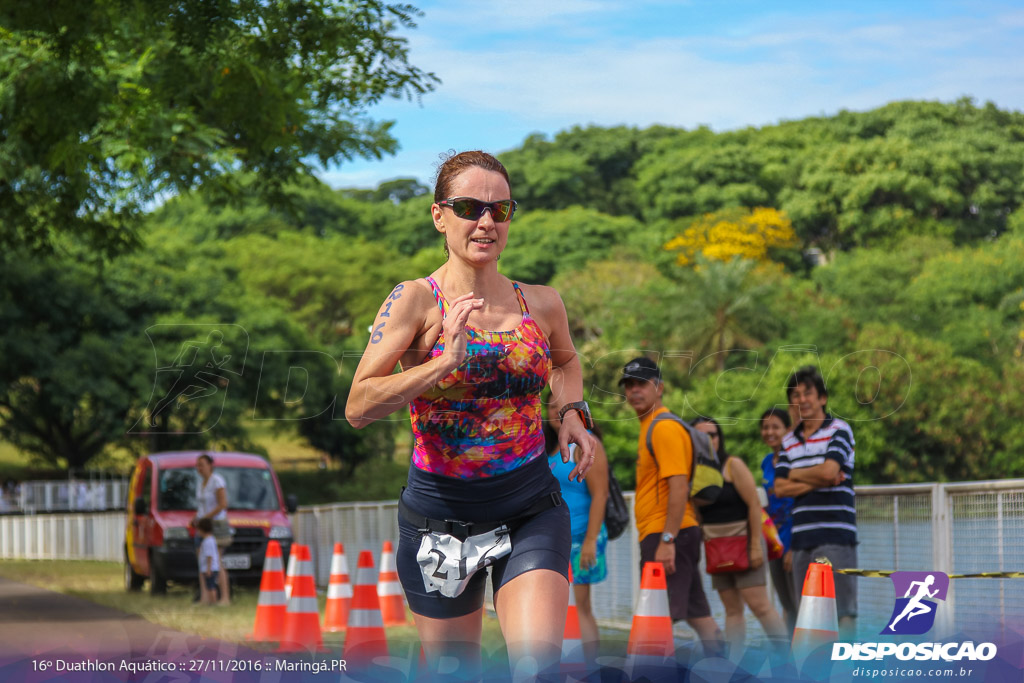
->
<box><xmin>759</xmin><ymin>407</ymin><xmax>797</xmax><ymax>634</ymax></box>
<box><xmin>544</xmin><ymin>413</ymin><xmax>608</xmax><ymax>661</ymax></box>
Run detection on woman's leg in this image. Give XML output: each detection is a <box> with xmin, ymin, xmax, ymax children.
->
<box><xmin>413</xmin><ymin>608</ymin><xmax>484</xmax><ymax>680</ymax></box>
<box><xmin>739</xmin><ymin>584</ymin><xmax>789</xmax><ymax>650</ymax></box>
<box><xmin>768</xmin><ymin>558</ymin><xmax>796</xmax><ymax>635</ymax></box>
<box><xmin>574</xmin><ymin>583</ymin><xmax>600</xmax><ymax>662</ymax></box>
<box><xmin>494</xmin><ymin>569</ymin><xmax>569</xmax><ymax>683</ymax></box>
<box><xmin>717</xmin><ymin>586</ymin><xmax>747</xmax><ymax>655</ymax></box>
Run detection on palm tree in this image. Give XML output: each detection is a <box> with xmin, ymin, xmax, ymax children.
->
<box><xmin>675</xmin><ymin>256</ymin><xmax>779</xmax><ymax>372</ymax></box>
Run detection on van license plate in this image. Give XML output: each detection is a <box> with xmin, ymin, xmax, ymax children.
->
<box><xmin>222</xmin><ymin>554</ymin><xmax>250</xmax><ymax>570</ymax></box>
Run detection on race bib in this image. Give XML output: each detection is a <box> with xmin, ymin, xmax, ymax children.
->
<box><xmin>415</xmin><ymin>526</ymin><xmax>512</xmax><ymax>598</ymax></box>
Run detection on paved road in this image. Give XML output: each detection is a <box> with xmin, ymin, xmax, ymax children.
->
<box><xmin>0</xmin><ymin>576</ymin><xmax>269</xmax><ymax>682</ymax></box>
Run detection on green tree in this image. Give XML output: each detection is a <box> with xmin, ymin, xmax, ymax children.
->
<box><xmin>224</xmin><ymin>231</ymin><xmax>439</xmax><ymax>342</ymax></box>
<box><xmin>761</xmin><ymin>276</ymin><xmax>856</xmax><ymax>354</ymax></box>
<box><xmin>781</xmin><ymin>102</ymin><xmax>1024</xmax><ymax>250</ymax></box>
<box><xmin>147</xmin><ymin>175</ymin><xmax>377</xmax><ymax>242</ymax></box>
<box><xmin>811</xmin><ymin>235</ymin><xmax>951</xmax><ymax>326</ymax></box>
<box><xmin>634</xmin><ymin>141</ymin><xmax>775</xmax><ymax>223</ymax></box>
<box><xmin>289</xmin><ymin>355</ymin><xmax>400</xmax><ymax>477</ymax></box>
<box><xmin>0</xmin><ymin>233</ymin><xmax>333</xmax><ymax>469</ymax></box>
<box><xmin>812</xmin><ymin>233</ymin><xmax>1024</xmax><ymax>366</ymax></box>
<box><xmin>0</xmin><ymin>252</ymin><xmax>152</xmax><ymax>469</ymax></box>
<box><xmin>673</xmin><ymin>257</ymin><xmax>783</xmax><ymax>373</ymax></box>
<box><xmin>501</xmin><ymin>126</ymin><xmax>657</xmax><ymax>217</ymax></box>
<box><xmin>668</xmin><ymin>348</ymin><xmax>822</xmax><ymax>474</ymax></box>
<box><xmin>385</xmin><ymin>177</ymin><xmax>430</xmax><ymax>204</ymax></box>
<box><xmin>825</xmin><ymin>325</ymin><xmax>1009</xmax><ymax>482</ymax></box>
<box><xmin>552</xmin><ymin>258</ymin><xmax>678</xmax><ymax>351</ymax></box>
<box><xmin>498</xmin><ymin>207</ymin><xmax>644</xmax><ymax>285</ymax></box>
<box><xmin>0</xmin><ymin>0</ymin><xmax>437</xmax><ymax>256</ymax></box>
<box><xmin>901</xmin><ymin>235</ymin><xmax>1024</xmax><ymax>362</ymax></box>
<box><xmin>673</xmin><ymin>324</ymin><xmax>1023</xmax><ymax>484</ymax></box>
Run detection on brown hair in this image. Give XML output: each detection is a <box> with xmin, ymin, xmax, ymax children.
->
<box><xmin>433</xmin><ymin>150</ymin><xmax>511</xmax><ymax>202</ymax></box>
<box><xmin>693</xmin><ymin>416</ymin><xmax>727</xmax><ymax>460</ymax></box>
<box><xmin>195</xmin><ymin>517</ymin><xmax>214</xmax><ymax>534</ymax></box>
<box><xmin>197</xmin><ymin>453</ymin><xmax>213</xmax><ymax>466</ymax></box>
<box><xmin>433</xmin><ymin>151</ymin><xmax>511</xmax><ymax>259</ymax></box>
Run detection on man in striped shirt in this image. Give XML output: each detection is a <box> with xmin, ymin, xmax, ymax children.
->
<box><xmin>773</xmin><ymin>366</ymin><xmax>857</xmax><ymax>639</ymax></box>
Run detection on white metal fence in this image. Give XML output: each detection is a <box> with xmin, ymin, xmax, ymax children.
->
<box><xmin>2</xmin><ymin>480</ymin><xmax>1022</xmax><ymax>640</ymax></box>
<box><xmin>855</xmin><ymin>479</ymin><xmax>1024</xmax><ymax>639</ymax></box>
<box><xmin>290</xmin><ymin>480</ymin><xmax>1024</xmax><ymax>639</ymax></box>
<box><xmin>0</xmin><ymin>477</ymin><xmax>128</xmax><ymax>514</ymax></box>
<box><xmin>0</xmin><ymin>512</ymin><xmax>125</xmax><ymax>561</ymax></box>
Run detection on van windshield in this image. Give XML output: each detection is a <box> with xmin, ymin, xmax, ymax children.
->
<box><xmin>158</xmin><ymin>467</ymin><xmax>281</xmax><ymax>511</ymax></box>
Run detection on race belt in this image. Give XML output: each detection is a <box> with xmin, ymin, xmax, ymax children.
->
<box><xmin>398</xmin><ymin>490</ymin><xmax>562</xmax><ymax>540</ymax></box>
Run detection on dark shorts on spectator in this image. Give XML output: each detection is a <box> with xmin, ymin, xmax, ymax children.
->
<box><xmin>639</xmin><ymin>526</ymin><xmax>711</xmax><ymax>622</ymax></box>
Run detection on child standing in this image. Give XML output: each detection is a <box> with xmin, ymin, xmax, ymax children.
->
<box><xmin>196</xmin><ymin>517</ymin><xmax>221</xmax><ymax>605</ymax></box>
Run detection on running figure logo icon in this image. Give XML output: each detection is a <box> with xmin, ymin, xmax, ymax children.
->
<box><xmin>882</xmin><ymin>571</ymin><xmax>950</xmax><ymax>635</ymax></box>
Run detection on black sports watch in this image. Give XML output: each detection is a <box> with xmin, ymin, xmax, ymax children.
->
<box><xmin>558</xmin><ymin>401</ymin><xmax>594</xmax><ymax>430</ymax></box>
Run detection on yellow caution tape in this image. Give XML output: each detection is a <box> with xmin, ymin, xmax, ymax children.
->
<box><xmin>835</xmin><ymin>568</ymin><xmax>894</xmax><ymax>578</ymax></box>
<box><xmin>835</xmin><ymin>569</ymin><xmax>1024</xmax><ymax>579</ymax></box>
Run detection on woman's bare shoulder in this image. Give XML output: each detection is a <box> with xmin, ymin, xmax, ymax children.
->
<box><xmin>382</xmin><ymin>278</ymin><xmax>438</xmax><ymax>320</ymax></box>
<box><xmin>393</xmin><ymin>277</ymin><xmax>435</xmax><ymax>299</ymax></box>
<box><xmin>514</xmin><ymin>282</ymin><xmax>564</xmax><ymax>314</ymax></box>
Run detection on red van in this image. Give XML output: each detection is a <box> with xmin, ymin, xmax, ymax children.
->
<box><xmin>124</xmin><ymin>451</ymin><xmax>297</xmax><ymax>594</ymax></box>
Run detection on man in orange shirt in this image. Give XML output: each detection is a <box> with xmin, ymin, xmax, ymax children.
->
<box><xmin>621</xmin><ymin>357</ymin><xmax>723</xmax><ymax>653</ymax></box>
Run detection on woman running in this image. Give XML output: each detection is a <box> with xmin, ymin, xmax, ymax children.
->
<box><xmin>346</xmin><ymin>150</ymin><xmax>595</xmax><ymax>681</ymax></box>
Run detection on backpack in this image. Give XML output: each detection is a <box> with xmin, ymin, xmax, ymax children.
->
<box><xmin>604</xmin><ymin>470</ymin><xmax>630</xmax><ymax>541</ymax></box>
<box><xmin>645</xmin><ymin>412</ymin><xmax>724</xmax><ymax>506</ymax></box>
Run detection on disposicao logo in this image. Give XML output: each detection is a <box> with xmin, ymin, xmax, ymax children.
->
<box><xmin>882</xmin><ymin>571</ymin><xmax>949</xmax><ymax>635</ymax></box>
<box><xmin>832</xmin><ymin>569</ymin><xmax>997</xmax><ymax>663</ymax></box>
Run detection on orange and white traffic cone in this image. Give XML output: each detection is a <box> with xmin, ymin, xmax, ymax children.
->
<box><xmin>250</xmin><ymin>540</ymin><xmax>287</xmax><ymax>642</ymax></box>
<box><xmin>277</xmin><ymin>544</ymin><xmax>324</xmax><ymax>653</ymax></box>
<box><xmin>343</xmin><ymin>550</ymin><xmax>389</xmax><ymax>666</ymax></box>
<box><xmin>792</xmin><ymin>559</ymin><xmax>839</xmax><ymax>662</ymax></box>
<box><xmin>377</xmin><ymin>540</ymin><xmax>406</xmax><ymax>626</ymax></box>
<box><xmin>626</xmin><ymin>562</ymin><xmax>676</xmax><ymax>677</ymax></box>
<box><xmin>561</xmin><ymin>566</ymin><xmax>584</xmax><ymax>667</ymax></box>
<box><xmin>324</xmin><ymin>542</ymin><xmax>352</xmax><ymax>633</ymax></box>
<box><xmin>284</xmin><ymin>545</ymin><xmax>298</xmax><ymax>601</ymax></box>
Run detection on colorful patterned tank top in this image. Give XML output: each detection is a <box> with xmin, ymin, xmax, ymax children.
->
<box><xmin>409</xmin><ymin>277</ymin><xmax>552</xmax><ymax>479</ymax></box>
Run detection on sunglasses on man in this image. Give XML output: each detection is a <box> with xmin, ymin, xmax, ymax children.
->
<box><xmin>437</xmin><ymin>197</ymin><xmax>517</xmax><ymax>222</ymax></box>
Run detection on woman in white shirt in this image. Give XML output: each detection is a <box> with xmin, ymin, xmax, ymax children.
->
<box><xmin>193</xmin><ymin>454</ymin><xmax>230</xmax><ymax>604</ymax></box>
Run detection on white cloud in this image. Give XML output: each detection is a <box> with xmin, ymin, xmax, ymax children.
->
<box><xmin>327</xmin><ymin>3</ymin><xmax>1024</xmax><ymax>188</ymax></box>
<box><xmin>404</xmin><ymin>10</ymin><xmax>1024</xmax><ymax>133</ymax></box>
<box><xmin>316</xmin><ymin>166</ymin><xmax>414</xmax><ymax>190</ymax></box>
<box><xmin>417</xmin><ymin>0</ymin><xmax>622</xmax><ymax>32</ymax></box>
<box><xmin>722</xmin><ymin>11</ymin><xmax>1024</xmax><ymax>56</ymax></box>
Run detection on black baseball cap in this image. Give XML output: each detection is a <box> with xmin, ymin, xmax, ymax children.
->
<box><xmin>618</xmin><ymin>356</ymin><xmax>661</xmax><ymax>385</ymax></box>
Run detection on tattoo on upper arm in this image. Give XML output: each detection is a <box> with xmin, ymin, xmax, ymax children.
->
<box><xmin>370</xmin><ymin>284</ymin><xmax>406</xmax><ymax>344</ymax></box>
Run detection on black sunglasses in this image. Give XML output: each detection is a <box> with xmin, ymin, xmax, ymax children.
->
<box><xmin>437</xmin><ymin>197</ymin><xmax>517</xmax><ymax>222</ymax></box>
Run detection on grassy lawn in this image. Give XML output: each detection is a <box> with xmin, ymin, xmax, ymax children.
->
<box><xmin>251</xmin><ymin>425</ymin><xmax>324</xmax><ymax>469</ymax></box>
<box><xmin>0</xmin><ymin>441</ymin><xmax>57</xmax><ymax>482</ymax></box>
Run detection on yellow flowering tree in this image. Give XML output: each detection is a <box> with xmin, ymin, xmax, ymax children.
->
<box><xmin>664</xmin><ymin>207</ymin><xmax>798</xmax><ymax>266</ymax></box>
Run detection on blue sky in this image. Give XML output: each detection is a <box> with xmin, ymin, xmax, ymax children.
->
<box><xmin>320</xmin><ymin>0</ymin><xmax>1024</xmax><ymax>189</ymax></box>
